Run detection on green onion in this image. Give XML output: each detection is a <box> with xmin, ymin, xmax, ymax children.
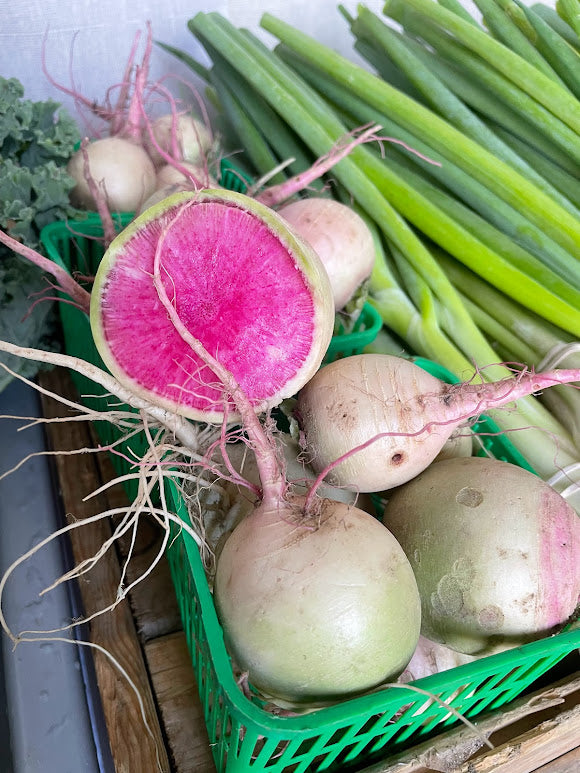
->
<box><xmin>531</xmin><ymin>2</ymin><xmax>580</xmax><ymax>49</ymax></box>
<box><xmin>514</xmin><ymin>0</ymin><xmax>580</xmax><ymax>99</ymax></box>
<box><xmin>209</xmin><ymin>68</ymin><xmax>286</xmax><ymax>183</ymax></box>
<box><xmin>276</xmin><ymin>42</ymin><xmax>580</xmax><ymax>300</ymax></box>
<box><xmin>557</xmin><ymin>0</ymin><xmax>580</xmax><ymax>38</ymax></box>
<box><xmin>349</xmin><ymin>6</ymin><xmax>579</xmax><ymax>213</ymax></box>
<box><xmin>470</xmin><ymin>0</ymin><xmax>565</xmax><ymax>82</ymax></box>
<box><xmin>485</xmin><ymin>121</ymin><xmax>580</xmax><ymax>208</ymax></box>
<box><xmin>366</xmin><ymin>29</ymin><xmax>580</xmax><ymax>174</ymax></box>
<box><xmin>260</xmin><ymin>12</ymin><xmax>580</xmax><ymax>256</ymax></box>
<box><xmin>385</xmin><ymin>0</ymin><xmax>580</xmax><ymax>133</ymax></box>
<box><xmin>435</xmin><ymin>0</ymin><xmax>481</xmax><ymax>24</ymax></box>
<box><xmin>389</xmin><ymin>6</ymin><xmax>580</xmax><ymax>169</ymax></box>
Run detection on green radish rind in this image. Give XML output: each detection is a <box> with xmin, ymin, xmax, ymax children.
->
<box><xmin>382</xmin><ymin>456</ymin><xmax>580</xmax><ymax>656</ymax></box>
<box><xmin>90</xmin><ymin>188</ymin><xmax>335</xmax><ymax>423</ymax></box>
<box><xmin>215</xmin><ymin>494</ymin><xmax>422</xmax><ymax>707</ymax></box>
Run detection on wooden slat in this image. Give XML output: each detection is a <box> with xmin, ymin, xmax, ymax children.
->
<box><xmin>92</xmin><ymin>448</ymin><xmax>183</xmax><ymax>641</ymax></box>
<box><xmin>535</xmin><ymin>745</ymin><xmax>580</xmax><ymax>772</ymax></box>
<box><xmin>38</xmin><ymin>368</ymin><xmax>171</xmax><ymax>773</ymax></box>
<box><xmin>456</xmin><ymin>703</ymin><xmax>580</xmax><ymax>773</ymax></box>
<box><xmin>145</xmin><ymin>632</ymin><xmax>216</xmax><ymax>773</ymax></box>
<box><xmin>360</xmin><ymin>672</ymin><xmax>580</xmax><ymax>773</ymax></box>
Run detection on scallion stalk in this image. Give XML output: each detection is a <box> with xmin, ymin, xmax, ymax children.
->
<box><xmin>350</xmin><ymin>6</ymin><xmax>579</xmax><ymax>214</ymax></box>
<box><xmin>557</xmin><ymin>0</ymin><xmax>580</xmax><ymax>38</ymax></box>
<box><xmin>514</xmin><ymin>0</ymin><xmax>580</xmax><ymax>99</ymax></box>
<box><xmin>368</xmin><ymin>30</ymin><xmax>580</xmax><ymax>173</ymax></box>
<box><xmin>276</xmin><ymin>42</ymin><xmax>580</xmax><ymax>299</ymax></box>
<box><xmin>260</xmin><ymin>12</ymin><xmax>580</xmax><ymax>255</ymax></box>
<box><xmin>470</xmin><ymin>0</ymin><xmax>564</xmax><ymax>82</ymax></box>
<box><xmin>385</xmin><ymin>0</ymin><xmax>580</xmax><ymax>133</ymax></box>
<box><xmin>531</xmin><ymin>2</ymin><xmax>580</xmax><ymax>49</ymax></box>
<box><xmin>208</xmin><ymin>69</ymin><xmax>285</xmax><ymax>182</ymax></box>
<box><xmin>390</xmin><ymin>6</ymin><xmax>580</xmax><ymax>168</ymax></box>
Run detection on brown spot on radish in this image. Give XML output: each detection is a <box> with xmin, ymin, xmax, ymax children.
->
<box><xmin>477</xmin><ymin>605</ymin><xmax>504</xmax><ymax>630</ymax></box>
<box><xmin>434</xmin><ymin>575</ymin><xmax>466</xmax><ymax>616</ymax></box>
<box><xmin>391</xmin><ymin>452</ymin><xmax>405</xmax><ymax>465</ymax></box>
<box><xmin>442</xmin><ymin>391</ymin><xmax>454</xmax><ymax>406</ymax></box>
<box><xmin>517</xmin><ymin>593</ymin><xmax>535</xmax><ymax>614</ymax></box>
<box><xmin>455</xmin><ymin>487</ymin><xmax>484</xmax><ymax>508</ymax></box>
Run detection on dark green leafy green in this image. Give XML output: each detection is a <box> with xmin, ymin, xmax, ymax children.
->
<box><xmin>0</xmin><ymin>76</ymin><xmax>81</xmax><ymax>391</ymax></box>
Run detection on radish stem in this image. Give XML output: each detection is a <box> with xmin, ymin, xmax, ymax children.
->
<box><xmin>0</xmin><ymin>229</ymin><xmax>91</xmax><ymax>313</ymax></box>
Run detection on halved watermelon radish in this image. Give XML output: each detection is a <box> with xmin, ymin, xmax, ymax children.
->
<box><xmin>90</xmin><ymin>189</ymin><xmax>334</xmax><ymax>423</ymax></box>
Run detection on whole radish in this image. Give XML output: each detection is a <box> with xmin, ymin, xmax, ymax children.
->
<box><xmin>278</xmin><ymin>197</ymin><xmax>375</xmax><ymax>311</ymax></box>
<box><xmin>382</xmin><ymin>456</ymin><xmax>580</xmax><ymax>655</ymax></box>
<box><xmin>296</xmin><ymin>353</ymin><xmax>580</xmax><ymax>493</ymax></box>
<box><xmin>144</xmin><ymin>112</ymin><xmax>213</xmax><ymax>167</ymax></box>
<box><xmin>214</xmin><ymin>494</ymin><xmax>421</xmax><ymax>707</ymax></box>
<box><xmin>67</xmin><ymin>136</ymin><xmax>157</xmax><ymax>213</ymax></box>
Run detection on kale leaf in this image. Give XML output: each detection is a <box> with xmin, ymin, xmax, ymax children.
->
<box><xmin>0</xmin><ymin>77</ymin><xmax>81</xmax><ymax>391</ymax></box>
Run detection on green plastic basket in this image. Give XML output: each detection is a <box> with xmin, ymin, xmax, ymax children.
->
<box><xmin>324</xmin><ymin>304</ymin><xmax>383</xmax><ymax>363</ymax></box>
<box><xmin>40</xmin><ymin>211</ymin><xmax>580</xmax><ymax>773</ymax></box>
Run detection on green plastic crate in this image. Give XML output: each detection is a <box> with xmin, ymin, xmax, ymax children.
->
<box><xmin>324</xmin><ymin>304</ymin><xmax>383</xmax><ymax>363</ymax></box>
<box><xmin>40</xmin><ymin>211</ymin><xmax>580</xmax><ymax>773</ymax></box>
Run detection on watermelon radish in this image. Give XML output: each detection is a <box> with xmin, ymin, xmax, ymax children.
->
<box><xmin>90</xmin><ymin>188</ymin><xmax>335</xmax><ymax>423</ymax></box>
<box><xmin>87</xmin><ymin>187</ymin><xmax>422</xmax><ymax>707</ymax></box>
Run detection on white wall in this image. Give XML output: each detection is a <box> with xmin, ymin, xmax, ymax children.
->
<box><xmin>0</xmin><ymin>1</ymin><xmax>384</xmax><ymax>124</ymax></box>
<box><xmin>0</xmin><ymin>1</ymin><xmax>551</xmax><ymax>126</ymax></box>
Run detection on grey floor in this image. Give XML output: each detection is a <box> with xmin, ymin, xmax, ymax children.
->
<box><xmin>0</xmin><ymin>377</ymin><xmax>110</xmax><ymax>773</ymax></box>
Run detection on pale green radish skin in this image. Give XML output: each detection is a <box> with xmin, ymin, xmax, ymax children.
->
<box><xmin>136</xmin><ymin>182</ymin><xmax>192</xmax><ymax>215</ymax></box>
<box><xmin>214</xmin><ymin>494</ymin><xmax>421</xmax><ymax>706</ymax></box>
<box><xmin>144</xmin><ymin>113</ymin><xmax>213</xmax><ymax>167</ymax></box>
<box><xmin>382</xmin><ymin>457</ymin><xmax>580</xmax><ymax>655</ymax></box>
<box><xmin>136</xmin><ymin>160</ymin><xmax>219</xmax><ymax>215</ymax></box>
<box><xmin>154</xmin><ymin>161</ymin><xmax>218</xmax><ymax>189</ymax></box>
<box><xmin>90</xmin><ymin>188</ymin><xmax>335</xmax><ymax>423</ymax></box>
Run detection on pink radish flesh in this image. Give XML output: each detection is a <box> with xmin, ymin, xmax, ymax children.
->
<box><xmin>90</xmin><ymin>189</ymin><xmax>334</xmax><ymax>422</ymax></box>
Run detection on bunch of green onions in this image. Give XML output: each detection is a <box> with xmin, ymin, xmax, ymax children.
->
<box><xmin>164</xmin><ymin>0</ymin><xmax>580</xmax><ymax>507</ymax></box>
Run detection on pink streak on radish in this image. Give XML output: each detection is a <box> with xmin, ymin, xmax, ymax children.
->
<box><xmin>98</xmin><ymin>200</ymin><xmax>316</xmax><ymax>414</ymax></box>
<box><xmin>538</xmin><ymin>490</ymin><xmax>580</xmax><ymax>629</ymax></box>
